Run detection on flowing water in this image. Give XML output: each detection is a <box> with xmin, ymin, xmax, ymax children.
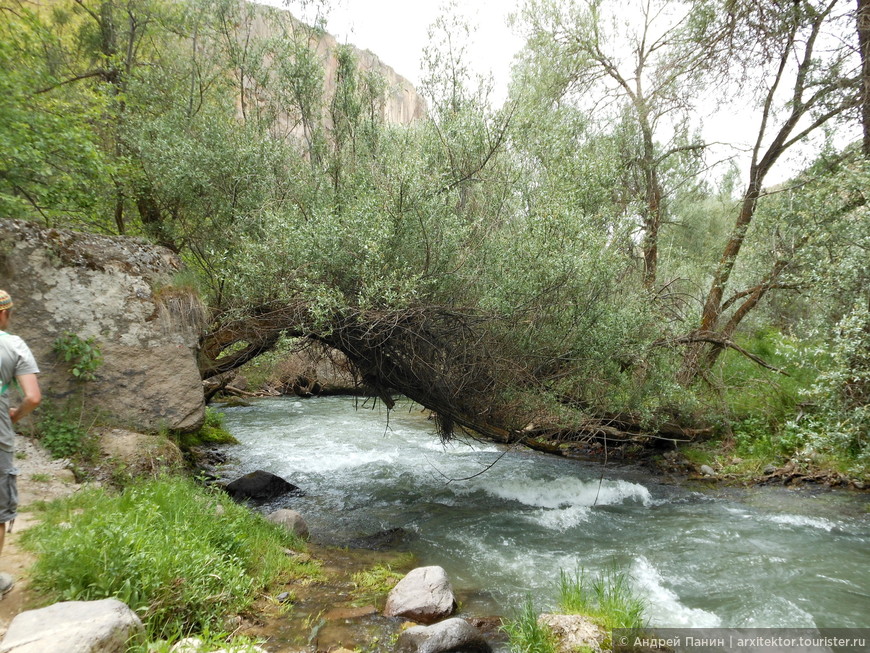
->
<box><xmin>220</xmin><ymin>396</ymin><xmax>870</xmax><ymax>631</ymax></box>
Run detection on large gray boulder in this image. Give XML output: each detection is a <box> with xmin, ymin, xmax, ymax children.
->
<box><xmin>0</xmin><ymin>219</ymin><xmax>205</xmax><ymax>432</ymax></box>
<box><xmin>0</xmin><ymin>598</ymin><xmax>143</xmax><ymax>653</ymax></box>
<box><xmin>397</xmin><ymin>618</ymin><xmax>493</xmax><ymax>653</ymax></box>
<box><xmin>267</xmin><ymin>508</ymin><xmax>309</xmax><ymax>539</ymax></box>
<box><xmin>384</xmin><ymin>566</ymin><xmax>456</xmax><ymax>624</ymax></box>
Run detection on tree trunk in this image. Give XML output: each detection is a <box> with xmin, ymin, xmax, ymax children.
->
<box><xmin>859</xmin><ymin>0</ymin><xmax>870</xmax><ymax>156</ymax></box>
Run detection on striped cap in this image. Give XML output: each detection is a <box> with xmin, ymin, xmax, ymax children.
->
<box><xmin>0</xmin><ymin>290</ymin><xmax>12</xmax><ymax>311</ymax></box>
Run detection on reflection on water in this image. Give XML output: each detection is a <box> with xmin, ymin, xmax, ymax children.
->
<box><xmin>221</xmin><ymin>396</ymin><xmax>870</xmax><ymax>629</ymax></box>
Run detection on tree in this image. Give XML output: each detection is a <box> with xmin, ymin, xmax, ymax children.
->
<box><xmin>679</xmin><ymin>0</ymin><xmax>862</xmax><ymax>382</ymax></box>
<box><xmin>0</xmin><ymin>2</ymin><xmax>109</xmax><ymax>222</ymax></box>
<box><xmin>514</xmin><ymin>0</ymin><xmax>714</xmax><ymax>287</ymax></box>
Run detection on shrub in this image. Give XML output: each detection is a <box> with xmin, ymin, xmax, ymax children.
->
<box><xmin>35</xmin><ymin>402</ymin><xmax>95</xmax><ymax>460</ymax></box>
<box><xmin>782</xmin><ymin>306</ymin><xmax>870</xmax><ymax>474</ymax></box>
<box><xmin>21</xmin><ymin>476</ymin><xmax>320</xmax><ymax>640</ymax></box>
<box><xmin>52</xmin><ymin>333</ymin><xmax>102</xmax><ymax>381</ymax></box>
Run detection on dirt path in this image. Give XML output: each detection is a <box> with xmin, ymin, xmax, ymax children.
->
<box><xmin>0</xmin><ymin>435</ymin><xmax>81</xmax><ymax>635</ymax></box>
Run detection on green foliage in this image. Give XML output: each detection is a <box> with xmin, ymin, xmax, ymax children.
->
<box><xmin>782</xmin><ymin>305</ymin><xmax>870</xmax><ymax>474</ymax></box>
<box><xmin>36</xmin><ymin>402</ymin><xmax>95</xmax><ymax>460</ymax></box>
<box><xmin>0</xmin><ymin>4</ymin><xmax>108</xmax><ymax>222</ymax></box>
<box><xmin>53</xmin><ymin>333</ymin><xmax>103</xmax><ymax>381</ymax></box>
<box><xmin>558</xmin><ymin>566</ymin><xmax>646</xmax><ymax>631</ymax></box>
<box><xmin>502</xmin><ymin>598</ymin><xmax>558</xmax><ymax>653</ymax></box>
<box><xmin>21</xmin><ymin>476</ymin><xmax>320</xmax><ymax>640</ymax></box>
<box><xmin>175</xmin><ymin>407</ymin><xmax>239</xmax><ymax>448</ymax></box>
<box><xmin>716</xmin><ymin>329</ymin><xmax>815</xmax><ymax>421</ymax></box>
<box><xmin>1</xmin><ymin>0</ymin><xmax>866</xmax><ymax>470</ymax></box>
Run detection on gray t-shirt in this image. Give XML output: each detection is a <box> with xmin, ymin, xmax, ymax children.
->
<box><xmin>0</xmin><ymin>331</ymin><xmax>39</xmax><ymax>452</ymax></box>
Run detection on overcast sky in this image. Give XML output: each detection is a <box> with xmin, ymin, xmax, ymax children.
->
<box><xmin>275</xmin><ymin>0</ymin><xmax>524</xmax><ymax>105</ymax></box>
<box><xmin>262</xmin><ymin>0</ymin><xmax>855</xmax><ymax>186</ymax></box>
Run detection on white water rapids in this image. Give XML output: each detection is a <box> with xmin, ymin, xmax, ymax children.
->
<box><xmin>220</xmin><ymin>396</ymin><xmax>870</xmax><ymax>630</ymax></box>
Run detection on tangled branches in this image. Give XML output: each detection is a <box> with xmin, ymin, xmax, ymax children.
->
<box><xmin>319</xmin><ymin>306</ymin><xmax>512</xmax><ymax>443</ymax></box>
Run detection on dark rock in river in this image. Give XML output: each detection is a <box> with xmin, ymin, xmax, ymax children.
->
<box><xmin>223</xmin><ymin>470</ymin><xmax>304</xmax><ymax>503</ymax></box>
<box><xmin>347</xmin><ymin>527</ymin><xmax>410</xmax><ymax>550</ymax></box>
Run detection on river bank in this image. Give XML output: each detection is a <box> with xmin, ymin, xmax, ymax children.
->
<box><xmin>3</xmin><ymin>396</ymin><xmax>868</xmax><ymax>651</ymax></box>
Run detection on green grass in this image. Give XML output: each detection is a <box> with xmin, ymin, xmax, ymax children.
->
<box><xmin>20</xmin><ymin>476</ymin><xmax>321</xmax><ymax>640</ymax></box>
<box><xmin>502</xmin><ymin>598</ymin><xmax>558</xmax><ymax>653</ymax></box>
<box><xmin>716</xmin><ymin>327</ymin><xmax>818</xmax><ymax>423</ymax></box>
<box><xmin>131</xmin><ymin>631</ymin><xmax>267</xmax><ymax>653</ymax></box>
<box><xmin>29</xmin><ymin>473</ymin><xmax>51</xmax><ymax>483</ymax></box>
<box><xmin>350</xmin><ymin>563</ymin><xmax>404</xmax><ymax>607</ymax></box>
<box><xmin>558</xmin><ymin>566</ymin><xmax>646</xmax><ymax>631</ymax></box>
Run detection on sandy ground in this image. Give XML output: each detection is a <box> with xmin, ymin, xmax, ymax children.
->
<box><xmin>0</xmin><ymin>435</ymin><xmax>81</xmax><ymax>635</ymax></box>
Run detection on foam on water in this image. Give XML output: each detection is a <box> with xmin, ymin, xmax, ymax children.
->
<box><xmin>528</xmin><ymin>505</ymin><xmax>592</xmax><ymax>531</ymax></box>
<box><xmin>221</xmin><ymin>396</ymin><xmax>870</xmax><ymax>630</ymax></box>
<box><xmin>471</xmin><ymin>476</ymin><xmax>652</xmax><ymax>510</ymax></box>
<box><xmin>735</xmin><ymin>596</ymin><xmax>818</xmax><ymax>628</ymax></box>
<box><xmin>770</xmin><ymin>514</ymin><xmax>837</xmax><ymax>532</ymax></box>
<box><xmin>631</xmin><ymin>556</ymin><xmax>722</xmax><ymax>628</ymax></box>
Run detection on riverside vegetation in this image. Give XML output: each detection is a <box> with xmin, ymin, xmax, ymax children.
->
<box><xmin>3</xmin><ymin>0</ymin><xmax>868</xmax><ymax>478</ymax></box>
<box><xmin>1</xmin><ymin>0</ymin><xmax>869</xmax><ymax>648</ymax></box>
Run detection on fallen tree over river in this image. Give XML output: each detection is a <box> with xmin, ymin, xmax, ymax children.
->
<box><xmin>198</xmin><ymin>302</ymin><xmax>705</xmax><ymax>452</ymax></box>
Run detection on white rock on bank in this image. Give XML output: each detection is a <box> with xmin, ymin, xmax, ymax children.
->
<box><xmin>383</xmin><ymin>566</ymin><xmax>456</xmax><ymax>624</ymax></box>
<box><xmin>397</xmin><ymin>617</ymin><xmax>492</xmax><ymax>653</ymax></box>
<box><xmin>0</xmin><ymin>598</ymin><xmax>143</xmax><ymax>653</ymax></box>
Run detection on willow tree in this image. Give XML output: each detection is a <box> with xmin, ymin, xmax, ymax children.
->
<box><xmin>514</xmin><ymin>0</ymin><xmax>717</xmax><ymax>287</ymax></box>
<box><xmin>679</xmin><ymin>0</ymin><xmax>862</xmax><ymax>382</ymax></box>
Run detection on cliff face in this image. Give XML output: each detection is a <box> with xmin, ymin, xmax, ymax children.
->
<box><xmin>314</xmin><ymin>28</ymin><xmax>427</xmax><ymax>126</ymax></box>
<box><xmin>248</xmin><ymin>4</ymin><xmax>427</xmax><ymax>134</ymax></box>
<box><xmin>0</xmin><ymin>219</ymin><xmax>205</xmax><ymax>432</ymax></box>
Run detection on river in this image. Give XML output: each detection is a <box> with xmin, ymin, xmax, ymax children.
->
<box><xmin>220</xmin><ymin>396</ymin><xmax>870</xmax><ymax>631</ymax></box>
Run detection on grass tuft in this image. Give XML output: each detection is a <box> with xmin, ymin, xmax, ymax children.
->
<box><xmin>350</xmin><ymin>563</ymin><xmax>403</xmax><ymax>607</ymax></box>
<box><xmin>502</xmin><ymin>597</ymin><xmax>558</xmax><ymax>653</ymax></box>
<box><xmin>558</xmin><ymin>566</ymin><xmax>646</xmax><ymax>631</ymax></box>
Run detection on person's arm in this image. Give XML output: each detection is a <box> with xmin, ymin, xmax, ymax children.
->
<box><xmin>9</xmin><ymin>373</ymin><xmax>40</xmax><ymax>423</ymax></box>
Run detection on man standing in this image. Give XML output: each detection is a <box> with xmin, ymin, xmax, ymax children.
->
<box><xmin>0</xmin><ymin>289</ymin><xmax>41</xmax><ymax>597</ymax></box>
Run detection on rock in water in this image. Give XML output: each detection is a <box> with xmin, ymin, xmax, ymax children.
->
<box><xmin>397</xmin><ymin>618</ymin><xmax>493</xmax><ymax>653</ymax></box>
<box><xmin>267</xmin><ymin>508</ymin><xmax>309</xmax><ymax>539</ymax></box>
<box><xmin>0</xmin><ymin>598</ymin><xmax>143</xmax><ymax>653</ymax></box>
<box><xmin>384</xmin><ymin>566</ymin><xmax>456</xmax><ymax>624</ymax></box>
<box><xmin>347</xmin><ymin>526</ymin><xmax>409</xmax><ymax>550</ymax></box>
<box><xmin>223</xmin><ymin>470</ymin><xmax>303</xmax><ymax>503</ymax></box>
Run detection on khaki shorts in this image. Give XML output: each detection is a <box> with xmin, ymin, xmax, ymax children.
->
<box><xmin>0</xmin><ymin>448</ymin><xmax>18</xmax><ymax>525</ymax></box>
